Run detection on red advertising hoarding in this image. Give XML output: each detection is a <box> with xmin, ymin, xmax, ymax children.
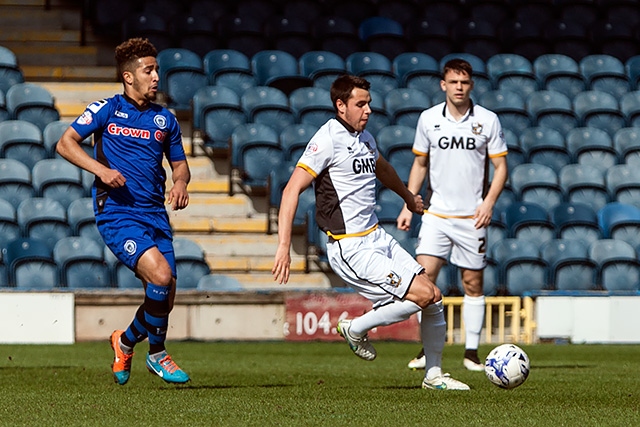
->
<box><xmin>284</xmin><ymin>292</ymin><xmax>420</xmax><ymax>341</ymax></box>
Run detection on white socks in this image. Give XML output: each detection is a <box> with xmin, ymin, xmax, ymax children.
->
<box><xmin>463</xmin><ymin>295</ymin><xmax>485</xmax><ymax>350</ymax></box>
<box><xmin>349</xmin><ymin>299</ymin><xmax>422</xmax><ymax>336</ymax></box>
<box><xmin>421</xmin><ymin>300</ymin><xmax>445</xmax><ymax>375</ymax></box>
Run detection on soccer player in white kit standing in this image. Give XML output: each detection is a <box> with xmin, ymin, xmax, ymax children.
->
<box><xmin>397</xmin><ymin>59</ymin><xmax>509</xmax><ymax>371</ymax></box>
<box><xmin>273</xmin><ymin>75</ymin><xmax>469</xmax><ymax>390</ymax></box>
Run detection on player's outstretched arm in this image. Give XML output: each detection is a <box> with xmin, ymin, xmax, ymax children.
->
<box><xmin>272</xmin><ymin>167</ymin><xmax>314</xmax><ymax>284</ymax></box>
<box><xmin>397</xmin><ymin>155</ymin><xmax>428</xmax><ymax>230</ymax></box>
<box><xmin>167</xmin><ymin>159</ymin><xmax>191</xmax><ymax>210</ymax></box>
<box><xmin>56</xmin><ymin>126</ymin><xmax>126</xmax><ymax>188</ymax></box>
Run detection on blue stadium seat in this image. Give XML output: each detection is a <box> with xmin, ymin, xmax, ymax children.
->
<box><xmin>384</xmin><ymin>88</ymin><xmax>431</xmax><ymax>129</ymax></box>
<box><xmin>393</xmin><ymin>52</ymin><xmax>440</xmax><ymax>98</ymax></box>
<box><xmin>573</xmin><ymin>91</ymin><xmax>625</xmax><ymax>137</ymax></box>
<box><xmin>520</xmin><ymin>127</ymin><xmax>570</xmax><ymax>174</ymax></box>
<box><xmin>620</xmin><ymin>92</ymin><xmax>640</xmax><ymax>127</ymax></box>
<box><xmin>597</xmin><ymin>202</ymin><xmax>640</xmax><ymax>249</ymax></box>
<box><xmin>192</xmin><ymin>85</ymin><xmax>246</xmax><ymax>152</ymax></box>
<box><xmin>544</xmin><ymin>19</ymin><xmax>592</xmax><ymax>62</ymax></box>
<box><xmin>589</xmin><ymin>20</ymin><xmax>638</xmax><ymax>63</ymax></box>
<box><xmin>53</xmin><ymin>236</ymin><xmax>110</xmax><ymax>289</ymax></box>
<box><xmin>541</xmin><ymin>239</ymin><xmax>597</xmax><ymax>291</ymax></box>
<box><xmin>4</xmin><ymin>237</ymin><xmax>58</xmax><ymax>289</ymax></box>
<box><xmin>626</xmin><ymin>55</ymin><xmax>640</xmax><ymax>90</ymax></box>
<box><xmin>0</xmin><ymin>197</ymin><xmax>20</xmax><ymax>246</ymax></box>
<box><xmin>533</xmin><ymin>54</ymin><xmax>586</xmax><ymax>99</ymax></box>
<box><xmin>385</xmin><ymin>145</ymin><xmax>414</xmax><ymax>185</ymax></box>
<box><xmin>103</xmin><ymin>245</ymin><xmax>137</xmax><ymax>289</ymax></box>
<box><xmin>265</xmin><ymin>16</ymin><xmax>314</xmax><ymax>59</ymax></box>
<box><xmin>0</xmin><ymin>90</ymin><xmax>10</xmax><ymax>123</ymax></box>
<box><xmin>491</xmin><ymin>238</ymin><xmax>547</xmax><ymax>296</ymax></box>
<box><xmin>376</xmin><ymin>125</ymin><xmax>415</xmax><ymax>159</ymax></box>
<box><xmin>526</xmin><ymin>90</ymin><xmax>578</xmax><ymax>137</ymax></box>
<box><xmin>606</xmin><ymin>165</ymin><xmax>640</xmax><ymax>209</ymax></box>
<box><xmin>503</xmin><ymin>128</ymin><xmax>525</xmax><ymax>170</ymax></box>
<box><xmin>479</xmin><ymin>90</ymin><xmax>532</xmax><ymax>137</ymax></box>
<box><xmin>510</xmin><ymin>163</ymin><xmax>562</xmax><ymax>211</ymax></box>
<box><xmin>229</xmin><ymin>123</ymin><xmax>283</xmax><ymax>195</ymax></box>
<box><xmin>406</xmin><ymin>18</ymin><xmax>454</xmax><ymax>61</ymax></box>
<box><xmin>580</xmin><ymin>54</ymin><xmax>631</xmax><ymax>99</ymax></box>
<box><xmin>31</xmin><ymin>159</ymin><xmax>84</xmax><ymax>210</ymax></box>
<box><xmin>0</xmin><ymin>158</ymin><xmax>33</xmax><ymax>209</ymax></box>
<box><xmin>566</xmin><ymin>127</ymin><xmax>617</xmax><ymax>175</ymax></box>
<box><xmin>498</xmin><ymin>18</ymin><xmax>548</xmax><ymax>62</ymax></box>
<box><xmin>122</xmin><ymin>13</ymin><xmax>173</xmax><ymax>53</ymax></box>
<box><xmin>203</xmin><ymin>50</ymin><xmax>255</xmax><ymax>96</ymax></box>
<box><xmin>589</xmin><ymin>239</ymin><xmax>640</xmax><ymax>291</ymax></box>
<box><xmin>282</xmin><ymin>0</ymin><xmax>323</xmax><ymax>24</ymax></box>
<box><xmin>487</xmin><ymin>54</ymin><xmax>538</xmax><ymax>99</ymax></box>
<box><xmin>312</xmin><ymin>16</ymin><xmax>362</xmax><ymax>59</ymax></box>
<box><xmin>43</xmin><ymin>120</ymin><xmax>92</xmax><ymax>158</ymax></box>
<box><xmin>346</xmin><ymin>52</ymin><xmax>398</xmax><ymax>96</ymax></box>
<box><xmin>17</xmin><ymin>197</ymin><xmax>71</xmax><ymax>250</ymax></box>
<box><xmin>279</xmin><ymin>123</ymin><xmax>317</xmax><ymax>162</ymax></box>
<box><xmin>451</xmin><ymin>19</ymin><xmax>501</xmax><ymax>61</ymax></box>
<box><xmin>267</xmin><ymin>165</ymin><xmax>315</xmax><ymax>234</ymax></box>
<box><xmin>558</xmin><ymin>164</ymin><xmax>609</xmax><ymax>213</ymax></box>
<box><xmin>358</xmin><ymin>16</ymin><xmax>409</xmax><ymax>60</ymax></box>
<box><xmin>218</xmin><ymin>13</ymin><xmax>267</xmax><ymax>58</ymax></box>
<box><xmin>365</xmin><ymin>90</ymin><xmax>391</xmax><ymax>139</ymax></box>
<box><xmin>0</xmin><ymin>119</ymin><xmax>47</xmax><ymax>169</ymax></box>
<box><xmin>173</xmin><ymin>237</ymin><xmax>211</xmax><ymax>289</ymax></box>
<box><xmin>289</xmin><ymin>87</ymin><xmax>334</xmax><ymax>128</ymax></box>
<box><xmin>197</xmin><ymin>273</ymin><xmax>243</xmax><ymax>291</ymax></box>
<box><xmin>156</xmin><ymin>48</ymin><xmax>207</xmax><ymax>111</ymax></box>
<box><xmin>241</xmin><ymin>86</ymin><xmax>295</xmax><ymax>134</ymax></box>
<box><xmin>251</xmin><ymin>50</ymin><xmax>312</xmax><ymax>96</ymax></box>
<box><xmin>613</xmin><ymin>127</ymin><xmax>640</xmax><ymax>167</ymax></box>
<box><xmin>551</xmin><ymin>202</ymin><xmax>601</xmax><ymax>247</ymax></box>
<box><xmin>0</xmin><ymin>46</ymin><xmax>24</xmax><ymax>95</ymax></box>
<box><xmin>299</xmin><ymin>51</ymin><xmax>346</xmax><ymax>91</ymax></box>
<box><xmin>377</xmin><ymin>0</ymin><xmax>419</xmax><ymax>26</ymax></box>
<box><xmin>67</xmin><ymin>197</ymin><xmax>100</xmax><ymax>243</ymax></box>
<box><xmin>171</xmin><ymin>13</ymin><xmax>218</xmax><ymax>58</ymax></box>
<box><xmin>503</xmin><ymin>201</ymin><xmax>555</xmax><ymax>248</ymax></box>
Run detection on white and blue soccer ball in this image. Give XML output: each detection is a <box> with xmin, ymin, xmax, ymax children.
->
<box><xmin>484</xmin><ymin>344</ymin><xmax>530</xmax><ymax>389</ymax></box>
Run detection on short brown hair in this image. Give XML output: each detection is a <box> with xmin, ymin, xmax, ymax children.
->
<box><xmin>115</xmin><ymin>38</ymin><xmax>157</xmax><ymax>78</ymax></box>
<box><xmin>442</xmin><ymin>59</ymin><xmax>473</xmax><ymax>79</ymax></box>
<box><xmin>330</xmin><ymin>75</ymin><xmax>371</xmax><ymax>111</ymax></box>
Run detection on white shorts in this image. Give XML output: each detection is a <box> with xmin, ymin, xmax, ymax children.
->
<box><xmin>327</xmin><ymin>226</ymin><xmax>424</xmax><ymax>308</ymax></box>
<box><xmin>415</xmin><ymin>213</ymin><xmax>487</xmax><ymax>270</ymax></box>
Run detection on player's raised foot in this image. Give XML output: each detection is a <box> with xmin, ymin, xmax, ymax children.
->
<box><xmin>463</xmin><ymin>349</ymin><xmax>485</xmax><ymax>372</ymax></box>
<box><xmin>422</xmin><ymin>372</ymin><xmax>470</xmax><ymax>391</ymax></box>
<box><xmin>110</xmin><ymin>330</ymin><xmax>133</xmax><ymax>385</ymax></box>
<box><xmin>407</xmin><ymin>348</ymin><xmax>426</xmax><ymax>370</ymax></box>
<box><xmin>146</xmin><ymin>351</ymin><xmax>190</xmax><ymax>384</ymax></box>
<box><xmin>337</xmin><ymin>319</ymin><xmax>376</xmax><ymax>361</ymax></box>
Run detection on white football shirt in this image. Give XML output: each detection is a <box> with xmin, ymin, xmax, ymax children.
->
<box><xmin>297</xmin><ymin>118</ymin><xmax>379</xmax><ymax>238</ymax></box>
<box><xmin>413</xmin><ymin>102</ymin><xmax>508</xmax><ymax>217</ymax></box>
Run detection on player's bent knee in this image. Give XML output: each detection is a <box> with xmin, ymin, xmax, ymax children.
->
<box><xmin>406</xmin><ymin>276</ymin><xmax>441</xmax><ymax>308</ymax></box>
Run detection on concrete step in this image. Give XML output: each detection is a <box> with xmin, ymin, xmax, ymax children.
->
<box><xmin>206</xmin><ymin>254</ymin><xmax>307</xmax><ymax>273</ymax></box>
<box><xmin>225</xmin><ymin>272</ymin><xmax>333</xmax><ymax>291</ymax></box>
<box><xmin>0</xmin><ymin>6</ymin><xmax>80</xmax><ymax>31</ymax></box>
<box><xmin>23</xmin><ymin>65</ymin><xmax>117</xmax><ymax>82</ymax></box>
<box><xmin>7</xmin><ymin>44</ymin><xmax>98</xmax><ymax>66</ymax></box>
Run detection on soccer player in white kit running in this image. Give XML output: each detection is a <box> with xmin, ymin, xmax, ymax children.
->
<box><xmin>272</xmin><ymin>75</ymin><xmax>469</xmax><ymax>390</ymax></box>
<box><xmin>397</xmin><ymin>59</ymin><xmax>509</xmax><ymax>371</ymax></box>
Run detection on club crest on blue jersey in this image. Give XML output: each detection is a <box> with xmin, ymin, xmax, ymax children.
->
<box><xmin>154</xmin><ymin>115</ymin><xmax>167</xmax><ymax>129</ymax></box>
<box><xmin>124</xmin><ymin>239</ymin><xmax>137</xmax><ymax>255</ymax></box>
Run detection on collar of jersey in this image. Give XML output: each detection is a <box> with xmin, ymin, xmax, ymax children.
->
<box><xmin>121</xmin><ymin>92</ymin><xmax>152</xmax><ymax>112</ymax></box>
<box><xmin>441</xmin><ymin>100</ymin><xmax>474</xmax><ymax>123</ymax></box>
<box><xmin>335</xmin><ymin>115</ymin><xmax>358</xmax><ymax>134</ymax></box>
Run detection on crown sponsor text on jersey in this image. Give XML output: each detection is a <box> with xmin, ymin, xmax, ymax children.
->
<box><xmin>107</xmin><ymin>123</ymin><xmax>151</xmax><ymax>139</ymax></box>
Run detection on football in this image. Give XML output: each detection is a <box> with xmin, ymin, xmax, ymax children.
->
<box><xmin>484</xmin><ymin>344</ymin><xmax>530</xmax><ymax>389</ymax></box>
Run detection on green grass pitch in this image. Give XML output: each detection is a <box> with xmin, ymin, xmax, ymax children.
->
<box><xmin>0</xmin><ymin>341</ymin><xmax>638</xmax><ymax>426</ymax></box>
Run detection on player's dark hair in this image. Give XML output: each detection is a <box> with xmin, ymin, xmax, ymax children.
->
<box><xmin>442</xmin><ymin>59</ymin><xmax>473</xmax><ymax>79</ymax></box>
<box><xmin>330</xmin><ymin>75</ymin><xmax>371</xmax><ymax>111</ymax></box>
<box><xmin>115</xmin><ymin>38</ymin><xmax>157</xmax><ymax>79</ymax></box>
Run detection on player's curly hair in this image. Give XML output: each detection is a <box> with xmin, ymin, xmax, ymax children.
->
<box><xmin>115</xmin><ymin>38</ymin><xmax>157</xmax><ymax>78</ymax></box>
<box><xmin>330</xmin><ymin>75</ymin><xmax>371</xmax><ymax>111</ymax></box>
